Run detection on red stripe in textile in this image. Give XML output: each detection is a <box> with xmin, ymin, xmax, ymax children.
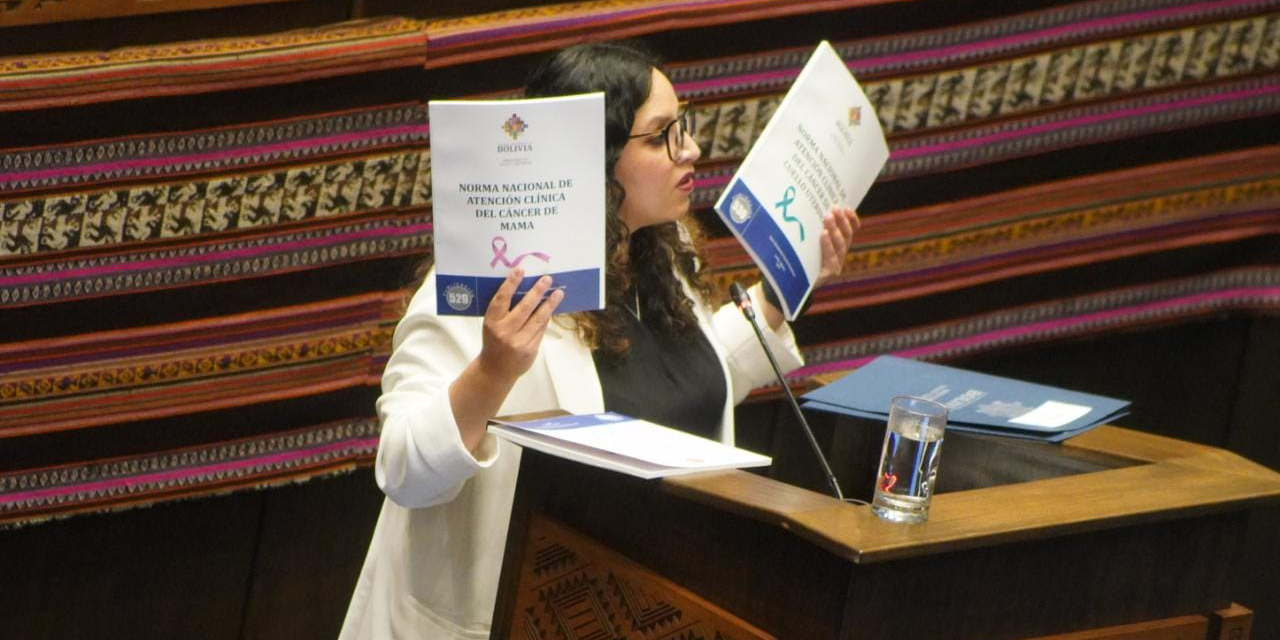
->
<box><xmin>0</xmin><ymin>437</ymin><xmax>380</xmax><ymax>507</ymax></box>
<box><xmin>0</xmin><ymin>222</ymin><xmax>431</xmax><ymax>287</ymax></box>
<box><xmin>423</xmin><ymin>0</ymin><xmax>896</xmax><ymax>67</ymax></box>
<box><xmin>794</xmin><ymin>285</ymin><xmax>1280</xmax><ymax>376</ymax></box>
<box><xmin>0</xmin><ymin>294</ymin><xmax>389</xmax><ymax>372</ymax></box>
<box><xmin>0</xmin><ymin>55</ymin><xmax>424</xmax><ymax>112</ymax></box>
<box><xmin>0</xmin><ymin>360</ymin><xmax>373</xmax><ymax>437</ymax></box>
<box><xmin>0</xmin><ymin>124</ymin><xmax>427</xmax><ymax>186</ymax></box>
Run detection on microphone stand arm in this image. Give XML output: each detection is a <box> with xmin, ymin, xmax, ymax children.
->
<box><xmin>734</xmin><ymin>286</ymin><xmax>845</xmax><ymax>501</ymax></box>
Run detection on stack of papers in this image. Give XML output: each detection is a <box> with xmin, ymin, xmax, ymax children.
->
<box><xmin>489</xmin><ymin>412</ymin><xmax>771</xmax><ymax>479</ymax></box>
<box><xmin>802</xmin><ymin>356</ymin><xmax>1130</xmax><ymax>442</ymax></box>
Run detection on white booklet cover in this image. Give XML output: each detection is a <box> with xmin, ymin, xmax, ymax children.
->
<box><xmin>489</xmin><ymin>412</ymin><xmax>771</xmax><ymax>479</ymax></box>
<box><xmin>429</xmin><ymin>93</ymin><xmax>606</xmax><ymax>315</ymax></box>
<box><xmin>714</xmin><ymin>41</ymin><xmax>889</xmax><ymax>319</ymax></box>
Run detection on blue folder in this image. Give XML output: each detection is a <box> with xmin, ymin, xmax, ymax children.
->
<box><xmin>801</xmin><ymin>356</ymin><xmax>1130</xmax><ymax>441</ymax></box>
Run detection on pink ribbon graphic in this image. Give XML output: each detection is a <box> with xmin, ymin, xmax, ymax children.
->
<box><xmin>490</xmin><ymin>236</ymin><xmax>551</xmax><ymax>269</ymax></box>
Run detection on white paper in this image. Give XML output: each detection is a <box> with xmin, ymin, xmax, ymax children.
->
<box><xmin>1008</xmin><ymin>400</ymin><xmax>1094</xmax><ymax>429</ymax></box>
<box><xmin>429</xmin><ymin>93</ymin><xmax>606</xmax><ymax>315</ymax></box>
<box><xmin>490</xmin><ymin>412</ymin><xmax>770</xmax><ymax>479</ymax></box>
<box><xmin>714</xmin><ymin>41</ymin><xmax>889</xmax><ymax>319</ymax></box>
<box><xmin>537</xmin><ymin>421</ymin><xmax>760</xmax><ymax>468</ymax></box>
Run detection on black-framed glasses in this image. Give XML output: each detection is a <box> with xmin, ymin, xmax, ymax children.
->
<box><xmin>627</xmin><ymin>102</ymin><xmax>693</xmax><ymax>162</ymax></box>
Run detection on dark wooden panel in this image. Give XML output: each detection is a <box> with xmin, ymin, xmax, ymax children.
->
<box><xmin>502</xmin><ymin>449</ymin><xmax>854</xmax><ymax>640</ymax></box>
<box><xmin>0</xmin><ymin>490</ymin><xmax>262</xmax><ymax>640</ymax></box>
<box><xmin>0</xmin><ymin>470</ymin><xmax>385</xmax><ymax>640</ymax></box>
<box><xmin>505</xmin><ymin>514</ymin><xmax>774</xmax><ymax>640</ymax></box>
<box><xmin>1228</xmin><ymin>317</ymin><xmax>1280</xmax><ymax>469</ymax></box>
<box><xmin>239</xmin><ymin>469</ymin><xmax>385</xmax><ymax>640</ymax></box>
<box><xmin>1226</xmin><ymin>317</ymin><xmax>1280</xmax><ymax>635</ymax></box>
<box><xmin>842</xmin><ymin>513</ymin><xmax>1243</xmax><ymax>640</ymax></box>
<box><xmin>501</xmin><ymin>438</ymin><xmax>1267</xmax><ymax>640</ymax></box>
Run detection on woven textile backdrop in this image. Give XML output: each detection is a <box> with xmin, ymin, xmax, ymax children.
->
<box><xmin>2</xmin><ymin>0</ymin><xmax>1278</xmax><ymax>529</ymax></box>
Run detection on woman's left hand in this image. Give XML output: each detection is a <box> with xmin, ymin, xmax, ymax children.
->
<box><xmin>756</xmin><ymin>205</ymin><xmax>859</xmax><ymax>330</ymax></box>
<box><xmin>816</xmin><ymin>205</ymin><xmax>860</xmax><ymax>287</ymax></box>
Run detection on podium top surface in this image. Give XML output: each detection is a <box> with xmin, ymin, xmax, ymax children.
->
<box><xmin>659</xmin><ymin>425</ymin><xmax>1280</xmax><ymax>564</ymax></box>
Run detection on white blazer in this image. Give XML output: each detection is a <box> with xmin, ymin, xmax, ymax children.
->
<box><xmin>338</xmin><ymin>271</ymin><xmax>803</xmax><ymax>640</ymax></box>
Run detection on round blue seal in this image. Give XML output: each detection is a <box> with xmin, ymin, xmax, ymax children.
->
<box><xmin>444</xmin><ymin>282</ymin><xmax>475</xmax><ymax>312</ymax></box>
<box><xmin>729</xmin><ymin>193</ymin><xmax>754</xmax><ymax>224</ymax></box>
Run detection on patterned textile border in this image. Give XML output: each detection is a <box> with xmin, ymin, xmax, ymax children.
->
<box><xmin>0</xmin><ymin>293</ymin><xmax>399</xmax><ymax>437</ymax></box>
<box><xmin>671</xmin><ymin>0</ymin><xmax>1280</xmax><ymax>95</ymax></box>
<box><xmin>0</xmin><ymin>417</ymin><xmax>380</xmax><ymax>528</ymax></box>
<box><xmin>0</xmin><ymin>103</ymin><xmax>429</xmax><ymax>194</ymax></box>
<box><xmin>8</xmin><ymin>138</ymin><xmax>1271</xmax><ymax>309</ymax></box>
<box><xmin>419</xmin><ymin>0</ymin><xmax>903</xmax><ymax>68</ymax></box>
<box><xmin>792</xmin><ymin>265</ymin><xmax>1280</xmax><ymax>379</ymax></box>
<box><xmin>0</xmin><ymin>289</ymin><xmax>397</xmax><ymax>374</ymax></box>
<box><xmin>677</xmin><ymin>10</ymin><xmax>1280</xmax><ymax>165</ymax></box>
<box><xmin>877</xmin><ymin>74</ymin><xmax>1280</xmax><ymax>180</ymax></box>
<box><xmin>860</xmin><ymin>13</ymin><xmax>1280</xmax><ymax>136</ymax></box>
<box><xmin>0</xmin><ymin>212</ymin><xmax>431</xmax><ymax>308</ymax></box>
<box><xmin>0</xmin><ymin>17</ymin><xmax>427</xmax><ymax>112</ymax></box>
<box><xmin>0</xmin><ymin>145</ymin><xmax>431</xmax><ymax>260</ymax></box>
<box><xmin>687</xmin><ymin>72</ymin><xmax>1280</xmax><ymax>204</ymax></box>
<box><xmin>704</xmin><ymin>145</ymin><xmax>1280</xmax><ymax>307</ymax></box>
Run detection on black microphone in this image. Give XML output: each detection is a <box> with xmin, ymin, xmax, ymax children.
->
<box><xmin>730</xmin><ymin>282</ymin><xmax>845</xmax><ymax>501</ymax></box>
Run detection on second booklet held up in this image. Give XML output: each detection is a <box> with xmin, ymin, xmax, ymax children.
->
<box><xmin>429</xmin><ymin>93</ymin><xmax>606</xmax><ymax>316</ymax></box>
<box><xmin>714</xmin><ymin>41</ymin><xmax>889</xmax><ymax>320</ymax></box>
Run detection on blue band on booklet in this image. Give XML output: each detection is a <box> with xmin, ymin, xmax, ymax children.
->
<box><xmin>719</xmin><ymin>179</ymin><xmax>811</xmax><ymax>315</ymax></box>
<box><xmin>436</xmin><ymin>268</ymin><xmax>600</xmax><ymax>316</ymax></box>
<box><xmin>508</xmin><ymin>412</ymin><xmax>628</xmax><ymax>430</ymax></box>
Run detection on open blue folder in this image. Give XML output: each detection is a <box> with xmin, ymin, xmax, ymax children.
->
<box><xmin>801</xmin><ymin>356</ymin><xmax>1130</xmax><ymax>441</ymax></box>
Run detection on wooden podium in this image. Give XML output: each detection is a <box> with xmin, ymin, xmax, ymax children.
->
<box><xmin>490</xmin><ymin>425</ymin><xmax>1280</xmax><ymax>640</ymax></box>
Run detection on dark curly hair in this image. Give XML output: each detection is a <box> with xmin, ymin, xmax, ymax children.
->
<box><xmin>523</xmin><ymin>41</ymin><xmax>713</xmax><ymax>358</ymax></box>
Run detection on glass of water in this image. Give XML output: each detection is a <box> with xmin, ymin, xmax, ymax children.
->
<box><xmin>871</xmin><ymin>396</ymin><xmax>948</xmax><ymax>524</ymax></box>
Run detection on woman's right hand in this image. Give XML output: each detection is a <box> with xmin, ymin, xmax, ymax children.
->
<box><xmin>476</xmin><ymin>268</ymin><xmax>565</xmax><ymax>383</ymax></box>
<box><xmin>449</xmin><ymin>268</ymin><xmax>564</xmax><ymax>453</ymax></box>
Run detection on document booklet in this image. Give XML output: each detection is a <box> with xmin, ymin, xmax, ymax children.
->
<box><xmin>489</xmin><ymin>412</ymin><xmax>771</xmax><ymax>479</ymax></box>
<box><xmin>714</xmin><ymin>41</ymin><xmax>889</xmax><ymax>320</ymax></box>
<box><xmin>802</xmin><ymin>356</ymin><xmax>1130</xmax><ymax>441</ymax></box>
<box><xmin>430</xmin><ymin>92</ymin><xmax>606</xmax><ymax>316</ymax></box>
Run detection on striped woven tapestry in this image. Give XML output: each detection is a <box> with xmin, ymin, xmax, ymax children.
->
<box><xmin>0</xmin><ymin>18</ymin><xmax>430</xmax><ymax>527</ymax></box>
<box><xmin>2</xmin><ymin>0</ymin><xmax>1277</xmax><ymax>527</ymax></box>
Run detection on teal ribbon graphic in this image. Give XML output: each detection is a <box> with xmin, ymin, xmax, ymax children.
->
<box><xmin>775</xmin><ymin>186</ymin><xmax>803</xmax><ymax>241</ymax></box>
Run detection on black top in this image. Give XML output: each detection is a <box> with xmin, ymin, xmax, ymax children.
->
<box><xmin>593</xmin><ymin>294</ymin><xmax>728</xmax><ymax>440</ymax></box>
